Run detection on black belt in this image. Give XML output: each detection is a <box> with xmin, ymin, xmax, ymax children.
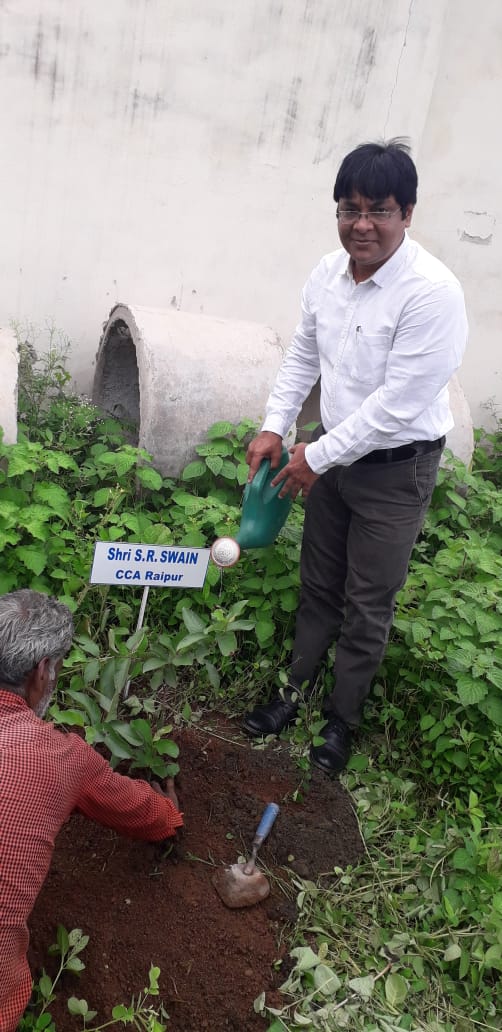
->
<box><xmin>356</xmin><ymin>437</ymin><xmax>445</xmax><ymax>465</ymax></box>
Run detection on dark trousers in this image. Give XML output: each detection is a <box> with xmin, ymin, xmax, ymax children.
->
<box><xmin>289</xmin><ymin>448</ymin><xmax>442</xmax><ymax>727</ymax></box>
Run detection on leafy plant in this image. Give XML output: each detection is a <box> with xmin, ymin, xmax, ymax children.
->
<box><xmin>19</xmin><ymin>926</ymin><xmax>169</xmax><ymax>1030</ymax></box>
<box><xmin>5</xmin><ymin>339</ymin><xmax>502</xmax><ymax>1032</ymax></box>
<box><xmin>180</xmin><ymin>418</ymin><xmax>256</xmax><ymax>499</ymax></box>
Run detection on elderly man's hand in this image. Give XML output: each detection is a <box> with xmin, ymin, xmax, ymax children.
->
<box><xmin>152</xmin><ymin>777</ymin><xmax>180</xmax><ymax>812</ymax></box>
<box><xmin>270</xmin><ymin>443</ymin><xmax>319</xmax><ymax>499</ymax></box>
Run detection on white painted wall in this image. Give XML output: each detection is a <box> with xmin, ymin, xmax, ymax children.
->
<box><xmin>0</xmin><ymin>0</ymin><xmax>500</xmax><ymax>427</ymax></box>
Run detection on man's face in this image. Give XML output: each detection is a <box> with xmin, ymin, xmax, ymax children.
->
<box><xmin>337</xmin><ymin>192</ymin><xmax>414</xmax><ymax>279</ymax></box>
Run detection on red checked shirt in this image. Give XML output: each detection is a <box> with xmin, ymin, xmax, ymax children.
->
<box><xmin>0</xmin><ymin>690</ymin><xmax>183</xmax><ymax>1032</ymax></box>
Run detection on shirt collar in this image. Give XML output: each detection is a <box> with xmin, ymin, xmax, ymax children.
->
<box><xmin>0</xmin><ymin>688</ymin><xmax>29</xmax><ymax>710</ymax></box>
<box><xmin>343</xmin><ymin>231</ymin><xmax>411</xmax><ymax>287</ymax></box>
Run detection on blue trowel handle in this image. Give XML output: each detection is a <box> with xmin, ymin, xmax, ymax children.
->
<box><xmin>253</xmin><ymin>802</ymin><xmax>280</xmax><ymax>848</ymax></box>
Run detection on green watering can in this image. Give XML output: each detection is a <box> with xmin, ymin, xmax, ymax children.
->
<box><xmin>210</xmin><ymin>447</ymin><xmax>292</xmax><ymax>567</ymax></box>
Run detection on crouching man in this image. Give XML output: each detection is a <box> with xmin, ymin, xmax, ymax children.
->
<box><xmin>0</xmin><ymin>589</ymin><xmax>183</xmax><ymax>1032</ymax></box>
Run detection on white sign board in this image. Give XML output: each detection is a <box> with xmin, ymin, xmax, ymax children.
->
<box><xmin>90</xmin><ymin>542</ymin><xmax>210</xmax><ymax>588</ymax></box>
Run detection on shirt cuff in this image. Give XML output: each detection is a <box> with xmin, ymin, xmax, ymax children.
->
<box><xmin>154</xmin><ymin>798</ymin><xmax>184</xmax><ymax>840</ymax></box>
<box><xmin>261</xmin><ymin>416</ymin><xmax>286</xmax><ymax>437</ymax></box>
<box><xmin>304</xmin><ymin>440</ymin><xmax>332</xmax><ymax>475</ymax></box>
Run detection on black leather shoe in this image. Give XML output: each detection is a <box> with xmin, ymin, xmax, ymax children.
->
<box><xmin>242</xmin><ymin>692</ymin><xmax>299</xmax><ymax>737</ymax></box>
<box><xmin>310</xmin><ymin>716</ymin><xmax>352</xmax><ymax>775</ymax></box>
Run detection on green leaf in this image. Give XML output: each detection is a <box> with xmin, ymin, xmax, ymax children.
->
<box><xmin>279</xmin><ymin>588</ymin><xmax>298</xmax><ymax>613</ymax></box>
<box><xmin>51</xmin><ymin>708</ymin><xmax>86</xmax><ymax>727</ymax></box>
<box><xmin>207</xmin><ymin>420</ymin><xmax>233</xmax><ymax>438</ymax></box>
<box><xmin>57</xmin><ymin>925</ymin><xmax>70</xmax><ymax>954</ymax></box>
<box><xmin>420</xmin><ymin>713</ymin><xmax>437</xmax><ymax>731</ymax></box>
<box><xmin>97</xmin><ymin>450</ymin><xmax>137</xmax><ymax>476</ymax></box>
<box><xmin>75</xmin><ymin>635</ymin><xmax>101</xmax><ymax>657</ymax></box>
<box><xmin>66</xmin><ymin>956</ymin><xmax>86</xmax><ymax>972</ymax></box>
<box><xmin>67</xmin><ymin>998</ymin><xmax>96</xmax><ymax>1018</ymax></box>
<box><xmin>456</xmin><ymin>674</ymin><xmax>488</xmax><ymax>705</ymax></box>
<box><xmin>182</xmin><ymin>460</ymin><xmax>206</xmax><ymax>481</ymax></box>
<box><xmin>253</xmin><ymin>991</ymin><xmax>266</xmax><ymax>1013</ymax></box>
<box><xmin>206</xmin><ymin>455</ymin><xmax>224</xmax><ymax>476</ymax></box>
<box><xmin>478</xmin><ymin>692</ymin><xmax>502</xmax><ymax>726</ymax></box>
<box><xmin>35</xmin><ymin>1015</ymin><xmax>54</xmax><ymax>1029</ymax></box>
<box><xmin>136</xmin><ymin>466</ymin><xmax>163</xmax><ymax>490</ymax></box>
<box><xmin>7</xmin><ymin>448</ymin><xmax>41</xmax><ymax>475</ymax></box>
<box><xmin>484</xmin><ymin>944</ymin><xmax>502</xmax><ymax>971</ymax></box>
<box><xmin>205</xmin><ymin>661</ymin><xmax>220</xmax><ymax>689</ymax></box>
<box><xmin>459</xmin><ymin>948</ymin><xmax>470</xmax><ymax>980</ymax></box>
<box><xmin>67</xmin><ymin>690</ymin><xmax>102</xmax><ymax>724</ymax></box>
<box><xmin>83</xmin><ymin>659</ymin><xmax>101</xmax><ymax>686</ymax></box>
<box><xmin>130</xmin><ymin>718</ymin><xmax>153</xmax><ymax>744</ymax></box>
<box><xmin>486</xmin><ymin>666</ymin><xmax>502</xmax><ymax>690</ymax></box>
<box><xmin>38</xmin><ymin>974</ymin><xmax>54</xmax><ymax>1000</ymax></box>
<box><xmin>45</xmin><ymin>451</ymin><xmax>78</xmax><ymax>473</ymax></box>
<box><xmin>103</xmin><ymin>729</ymin><xmax>134</xmax><ymax>761</ymax></box>
<box><xmin>33</xmin><ymin>482</ymin><xmax>71</xmax><ymax>513</ymax></box>
<box><xmin>348</xmin><ymin>975</ymin><xmax>374</xmax><ymax>999</ymax></box>
<box><xmin>176</xmin><ymin>632</ymin><xmax>205</xmax><ymax>651</ymax></box>
<box><xmin>93</xmin><ymin>487</ymin><xmax>112</xmax><ymax>506</ymax></box>
<box><xmin>112</xmin><ymin>657</ymin><xmax>131</xmax><ymax>693</ymax></box>
<box><xmin>220</xmin><ymin>459</ymin><xmax>238</xmax><ymax>480</ymax></box>
<box><xmin>112</xmin><ymin>1004</ymin><xmax>133</xmax><ymax>1020</ymax></box>
<box><xmin>443</xmin><ymin>943</ymin><xmax>462</xmax><ymax>962</ymax></box>
<box><xmin>313</xmin><ymin>963</ymin><xmax>341</xmax><ymax>995</ymax></box>
<box><xmin>255</xmin><ymin>619</ymin><xmax>275</xmax><ymax>644</ymax></box>
<box><xmin>384</xmin><ymin>972</ymin><xmax>408</xmax><ymax>1007</ymax></box>
<box><xmin>477</xmin><ymin>552</ymin><xmax>502</xmax><ymax>575</ymax></box>
<box><xmin>290</xmin><ymin>946</ymin><xmax>319</xmax><ymax>971</ymax></box>
<box><xmin>142</xmin><ymin>657</ymin><xmax>171</xmax><ymax>672</ymax></box>
<box><xmin>107</xmin><ymin>720</ymin><xmax>144</xmax><ymax>746</ymax></box>
<box><xmin>181</xmin><ymin>608</ymin><xmax>206</xmax><ymax>633</ymax></box>
<box><xmin>16</xmin><ymin>545</ymin><xmax>47</xmax><ymax>575</ymax></box>
<box><xmin>217</xmin><ymin>630</ymin><xmax>237</xmax><ymax>655</ymax></box>
<box><xmin>155</xmin><ymin>739</ymin><xmax>180</xmax><ymax>757</ymax></box>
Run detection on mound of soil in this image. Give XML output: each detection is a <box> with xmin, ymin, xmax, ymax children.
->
<box><xmin>28</xmin><ymin>721</ymin><xmax>363</xmax><ymax>1031</ymax></box>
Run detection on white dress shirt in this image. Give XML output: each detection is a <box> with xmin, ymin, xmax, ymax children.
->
<box><xmin>262</xmin><ymin>233</ymin><xmax>468</xmax><ymax>474</ymax></box>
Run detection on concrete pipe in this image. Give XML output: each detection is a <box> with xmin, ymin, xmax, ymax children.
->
<box><xmin>92</xmin><ymin>304</ymin><xmax>284</xmax><ymax>477</ymax></box>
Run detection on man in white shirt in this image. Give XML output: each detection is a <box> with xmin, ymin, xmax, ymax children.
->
<box><xmin>243</xmin><ymin>139</ymin><xmax>468</xmax><ymax>774</ymax></box>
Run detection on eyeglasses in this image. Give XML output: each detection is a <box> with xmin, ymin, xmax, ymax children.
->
<box><xmin>336</xmin><ymin>207</ymin><xmax>402</xmax><ymax>224</ymax></box>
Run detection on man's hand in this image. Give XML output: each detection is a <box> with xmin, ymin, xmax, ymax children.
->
<box><xmin>246</xmin><ymin>431</ymin><xmax>283</xmax><ymax>483</ymax></box>
<box><xmin>152</xmin><ymin>777</ymin><xmax>180</xmax><ymax>812</ymax></box>
<box><xmin>270</xmin><ymin>443</ymin><xmax>319</xmax><ymax>499</ymax></box>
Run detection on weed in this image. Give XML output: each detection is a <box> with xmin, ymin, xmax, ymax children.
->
<box><xmin>19</xmin><ymin>926</ymin><xmax>168</xmax><ymax>1030</ymax></box>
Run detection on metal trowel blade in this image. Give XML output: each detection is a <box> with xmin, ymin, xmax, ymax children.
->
<box><xmin>211</xmin><ymin>862</ymin><xmax>271</xmax><ymax>909</ymax></box>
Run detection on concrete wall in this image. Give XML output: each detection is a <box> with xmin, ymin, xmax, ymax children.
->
<box><xmin>0</xmin><ymin>327</ymin><xmax>19</xmax><ymax>443</ymax></box>
<box><xmin>0</xmin><ymin>0</ymin><xmax>500</xmax><ymax>428</ymax></box>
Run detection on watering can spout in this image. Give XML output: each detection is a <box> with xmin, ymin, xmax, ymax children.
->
<box><xmin>210</xmin><ymin>447</ymin><xmax>292</xmax><ymax>567</ymax></box>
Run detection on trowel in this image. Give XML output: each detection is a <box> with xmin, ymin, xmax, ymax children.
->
<box><xmin>211</xmin><ymin>802</ymin><xmax>280</xmax><ymax>908</ymax></box>
<box><xmin>210</xmin><ymin>448</ymin><xmax>292</xmax><ymax>567</ymax></box>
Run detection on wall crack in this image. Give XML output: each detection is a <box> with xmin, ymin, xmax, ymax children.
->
<box><xmin>383</xmin><ymin>0</ymin><xmax>415</xmax><ymax>138</ymax></box>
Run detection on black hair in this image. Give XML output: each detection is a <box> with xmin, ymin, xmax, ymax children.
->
<box><xmin>333</xmin><ymin>138</ymin><xmax>418</xmax><ymax>214</ymax></box>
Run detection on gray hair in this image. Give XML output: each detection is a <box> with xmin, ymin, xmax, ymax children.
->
<box><xmin>0</xmin><ymin>589</ymin><xmax>74</xmax><ymax>695</ymax></box>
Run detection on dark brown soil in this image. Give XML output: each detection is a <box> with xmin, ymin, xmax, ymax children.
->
<box><xmin>28</xmin><ymin>720</ymin><xmax>363</xmax><ymax>1031</ymax></box>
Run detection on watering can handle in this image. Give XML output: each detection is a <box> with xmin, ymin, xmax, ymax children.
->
<box><xmin>253</xmin><ymin>802</ymin><xmax>280</xmax><ymax>846</ymax></box>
